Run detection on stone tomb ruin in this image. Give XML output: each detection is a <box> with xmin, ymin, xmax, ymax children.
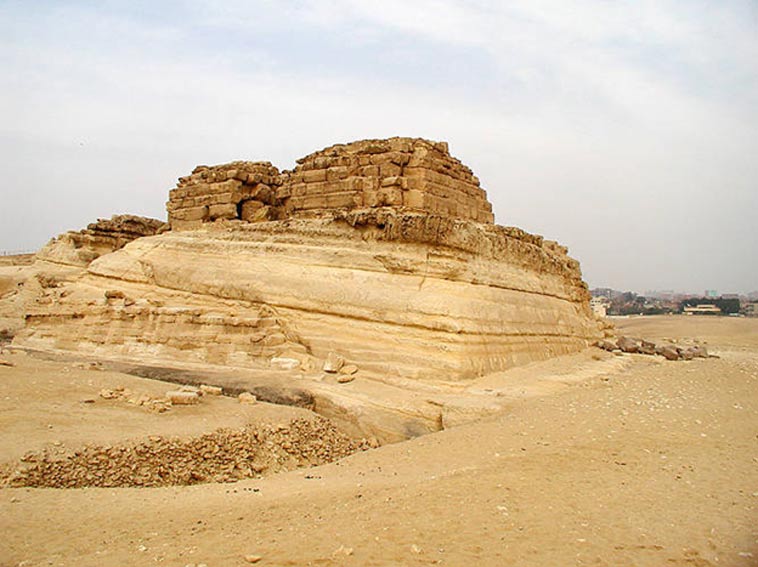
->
<box><xmin>12</xmin><ymin>136</ymin><xmax>604</xmax><ymax>439</ymax></box>
<box><xmin>167</xmin><ymin>138</ymin><xmax>494</xmax><ymax>230</ymax></box>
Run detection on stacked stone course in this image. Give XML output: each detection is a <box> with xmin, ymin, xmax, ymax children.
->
<box><xmin>281</xmin><ymin>137</ymin><xmax>494</xmax><ymax>222</ymax></box>
<box><xmin>167</xmin><ymin>161</ymin><xmax>283</xmax><ymax>230</ymax></box>
<box><xmin>166</xmin><ymin>138</ymin><xmax>495</xmax><ymax>229</ymax></box>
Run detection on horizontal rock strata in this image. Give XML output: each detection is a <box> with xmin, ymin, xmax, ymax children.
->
<box><xmin>36</xmin><ymin>214</ymin><xmax>167</xmax><ymax>267</ymax></box>
<box><xmin>17</xmin><ymin>210</ymin><xmax>600</xmax><ymax>379</ymax></box>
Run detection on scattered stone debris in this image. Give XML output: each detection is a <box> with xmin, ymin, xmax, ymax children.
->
<box><xmin>271</xmin><ymin>356</ymin><xmax>301</xmax><ymax>370</ymax></box>
<box><xmin>332</xmin><ymin>545</ymin><xmax>354</xmax><ymax>558</ymax></box>
<box><xmin>1</xmin><ymin>417</ymin><xmax>370</xmax><ymax>488</ymax></box>
<box><xmin>323</xmin><ymin>352</ymin><xmax>345</xmax><ymax>373</ymax></box>
<box><xmin>337</xmin><ymin>375</ymin><xmax>355</xmax><ymax>384</ymax></box>
<box><xmin>104</xmin><ymin>289</ymin><xmax>126</xmax><ymax>300</ymax></box>
<box><xmin>243</xmin><ymin>555</ymin><xmax>263</xmax><ymax>564</ymax></box>
<box><xmin>617</xmin><ymin>336</ymin><xmax>640</xmax><ymax>353</ymax></box>
<box><xmin>340</xmin><ymin>364</ymin><xmax>359</xmax><ymax>375</ymax></box>
<box><xmin>597</xmin><ymin>337</ymin><xmax>709</xmax><ymax>361</ymax></box>
<box><xmin>98</xmin><ymin>386</ymin><xmax>171</xmax><ymax>412</ymax></box>
<box><xmin>200</xmin><ymin>384</ymin><xmax>222</xmax><ymax>396</ymax></box>
<box><xmin>0</xmin><ymin>358</ymin><xmax>15</xmax><ymax>367</ymax></box>
<box><xmin>238</xmin><ymin>392</ymin><xmax>257</xmax><ymax>404</ymax></box>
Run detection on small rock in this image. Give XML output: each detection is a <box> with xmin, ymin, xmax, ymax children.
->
<box><xmin>639</xmin><ymin>340</ymin><xmax>656</xmax><ymax>355</ymax></box>
<box><xmin>99</xmin><ymin>389</ymin><xmax>120</xmax><ymax>400</ymax></box>
<box><xmin>323</xmin><ymin>352</ymin><xmax>344</xmax><ymax>373</ymax></box>
<box><xmin>271</xmin><ymin>357</ymin><xmax>300</xmax><ymax>370</ymax></box>
<box><xmin>340</xmin><ymin>364</ymin><xmax>359</xmax><ymax>375</ymax></box>
<box><xmin>166</xmin><ymin>390</ymin><xmax>200</xmax><ymax>405</ymax></box>
<box><xmin>0</xmin><ymin>358</ymin><xmax>15</xmax><ymax>367</ymax></box>
<box><xmin>658</xmin><ymin>345</ymin><xmax>680</xmax><ymax>361</ymax></box>
<box><xmin>104</xmin><ymin>289</ymin><xmax>126</xmax><ymax>300</ymax></box>
<box><xmin>200</xmin><ymin>384</ymin><xmax>222</xmax><ymax>396</ymax></box>
<box><xmin>80</xmin><ymin>398</ymin><xmax>96</xmax><ymax>404</ymax></box>
<box><xmin>180</xmin><ymin>385</ymin><xmax>203</xmax><ymax>395</ymax></box>
<box><xmin>332</xmin><ymin>545</ymin><xmax>353</xmax><ymax>557</ymax></box>
<box><xmin>337</xmin><ymin>375</ymin><xmax>355</xmax><ymax>384</ymax></box>
<box><xmin>616</xmin><ymin>336</ymin><xmax>640</xmax><ymax>353</ymax></box>
<box><xmin>244</xmin><ymin>555</ymin><xmax>263</xmax><ymax>563</ymax></box>
<box><xmin>690</xmin><ymin>345</ymin><xmax>708</xmax><ymax>358</ymax></box>
<box><xmin>595</xmin><ymin>340</ymin><xmax>616</xmax><ymax>352</ymax></box>
<box><xmin>238</xmin><ymin>392</ymin><xmax>257</xmax><ymax>404</ymax></box>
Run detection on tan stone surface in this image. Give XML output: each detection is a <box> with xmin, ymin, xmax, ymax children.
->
<box><xmin>2</xmin><ymin>316</ymin><xmax>756</xmax><ymax>566</ymax></box>
<box><xmin>15</xmin><ymin>211</ymin><xmax>600</xmax><ymax>381</ymax></box>
<box><xmin>281</xmin><ymin>137</ymin><xmax>494</xmax><ymax>222</ymax></box>
<box><xmin>167</xmin><ymin>162</ymin><xmax>282</xmax><ymax>230</ymax></box>
<box><xmin>36</xmin><ymin>214</ymin><xmax>166</xmax><ymax>267</ymax></box>
<box><xmin>166</xmin><ymin>138</ymin><xmax>495</xmax><ymax>228</ymax></box>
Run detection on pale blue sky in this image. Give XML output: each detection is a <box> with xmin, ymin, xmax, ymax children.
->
<box><xmin>1</xmin><ymin>1</ymin><xmax>756</xmax><ymax>293</ymax></box>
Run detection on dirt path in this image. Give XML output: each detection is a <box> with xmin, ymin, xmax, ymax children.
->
<box><xmin>2</xmin><ymin>316</ymin><xmax>757</xmax><ymax>566</ymax></box>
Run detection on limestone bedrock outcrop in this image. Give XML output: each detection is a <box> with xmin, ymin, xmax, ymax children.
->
<box><xmin>12</xmin><ymin>138</ymin><xmax>604</xmax><ymax>441</ymax></box>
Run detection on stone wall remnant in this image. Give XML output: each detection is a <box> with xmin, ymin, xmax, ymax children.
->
<box><xmin>166</xmin><ymin>138</ymin><xmax>494</xmax><ymax>229</ymax></box>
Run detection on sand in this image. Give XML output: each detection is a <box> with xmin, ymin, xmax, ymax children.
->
<box><xmin>1</xmin><ymin>315</ymin><xmax>757</xmax><ymax>566</ymax></box>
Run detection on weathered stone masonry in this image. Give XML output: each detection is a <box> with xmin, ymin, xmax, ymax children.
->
<box><xmin>166</xmin><ymin>138</ymin><xmax>495</xmax><ymax>230</ymax></box>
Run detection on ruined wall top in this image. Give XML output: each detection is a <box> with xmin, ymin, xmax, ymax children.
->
<box><xmin>166</xmin><ymin>138</ymin><xmax>495</xmax><ymax>230</ymax></box>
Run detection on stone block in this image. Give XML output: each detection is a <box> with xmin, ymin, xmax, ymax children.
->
<box><xmin>208</xmin><ymin>203</ymin><xmax>237</xmax><ymax>220</ymax></box>
<box><xmin>166</xmin><ymin>390</ymin><xmax>200</xmax><ymax>405</ymax></box>
<box><xmin>172</xmin><ymin>206</ymin><xmax>208</xmax><ymax>222</ymax></box>
<box><xmin>239</xmin><ymin>199</ymin><xmax>264</xmax><ymax>221</ymax></box>
<box><xmin>303</xmin><ymin>169</ymin><xmax>327</xmax><ymax>183</ymax></box>
<box><xmin>326</xmin><ymin>166</ymin><xmax>349</xmax><ymax>182</ymax></box>
<box><xmin>403</xmin><ymin>190</ymin><xmax>425</xmax><ymax>209</ymax></box>
<box><xmin>377</xmin><ymin>187</ymin><xmax>403</xmax><ymax>206</ymax></box>
<box><xmin>325</xmin><ymin>191</ymin><xmax>362</xmax><ymax>209</ymax></box>
<box><xmin>379</xmin><ymin>162</ymin><xmax>402</xmax><ymax>177</ymax></box>
<box><xmin>323</xmin><ymin>352</ymin><xmax>344</xmax><ymax>373</ymax></box>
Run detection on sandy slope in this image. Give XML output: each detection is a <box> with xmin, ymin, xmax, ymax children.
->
<box><xmin>1</xmin><ymin>316</ymin><xmax>757</xmax><ymax>566</ymax></box>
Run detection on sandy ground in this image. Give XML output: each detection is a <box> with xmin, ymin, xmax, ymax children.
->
<box><xmin>1</xmin><ymin>315</ymin><xmax>757</xmax><ymax>566</ymax></box>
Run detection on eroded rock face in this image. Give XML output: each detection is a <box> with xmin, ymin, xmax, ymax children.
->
<box><xmin>37</xmin><ymin>215</ymin><xmax>167</xmax><ymax>267</ymax></box>
<box><xmin>16</xmin><ymin>209</ymin><xmax>600</xmax><ymax>379</ymax></box>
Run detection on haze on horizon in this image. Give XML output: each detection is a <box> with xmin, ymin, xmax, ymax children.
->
<box><xmin>1</xmin><ymin>1</ymin><xmax>756</xmax><ymax>294</ymax></box>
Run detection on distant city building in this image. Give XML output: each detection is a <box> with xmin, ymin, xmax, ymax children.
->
<box><xmin>705</xmin><ymin>289</ymin><xmax>719</xmax><ymax>298</ymax></box>
<box><xmin>744</xmin><ymin>302</ymin><xmax>758</xmax><ymax>318</ymax></box>
<box><xmin>590</xmin><ymin>296</ymin><xmax>609</xmax><ymax>317</ymax></box>
<box><xmin>645</xmin><ymin>290</ymin><xmax>675</xmax><ymax>300</ymax></box>
<box><xmin>683</xmin><ymin>304</ymin><xmax>722</xmax><ymax>315</ymax></box>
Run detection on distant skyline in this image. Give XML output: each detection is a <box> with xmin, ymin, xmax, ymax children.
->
<box><xmin>1</xmin><ymin>1</ymin><xmax>756</xmax><ymax>293</ymax></box>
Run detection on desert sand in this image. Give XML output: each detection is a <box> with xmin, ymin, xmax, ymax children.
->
<box><xmin>1</xmin><ymin>315</ymin><xmax>756</xmax><ymax>566</ymax></box>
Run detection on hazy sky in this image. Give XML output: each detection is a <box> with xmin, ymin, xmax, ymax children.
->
<box><xmin>1</xmin><ymin>1</ymin><xmax>756</xmax><ymax>294</ymax></box>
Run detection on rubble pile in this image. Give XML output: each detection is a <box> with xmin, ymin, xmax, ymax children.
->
<box><xmin>99</xmin><ymin>386</ymin><xmax>172</xmax><ymax>413</ymax></box>
<box><xmin>2</xmin><ymin>417</ymin><xmax>370</xmax><ymax>488</ymax></box>
<box><xmin>597</xmin><ymin>336</ymin><xmax>711</xmax><ymax>361</ymax></box>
